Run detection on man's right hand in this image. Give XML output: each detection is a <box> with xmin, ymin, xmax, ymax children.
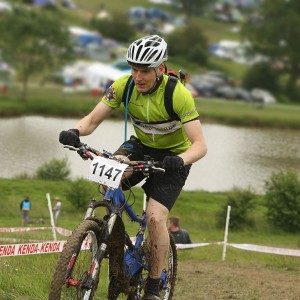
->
<box><xmin>59</xmin><ymin>129</ymin><xmax>81</xmax><ymax>147</ymax></box>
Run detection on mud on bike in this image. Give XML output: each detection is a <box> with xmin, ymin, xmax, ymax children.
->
<box><xmin>49</xmin><ymin>143</ymin><xmax>177</xmax><ymax>300</ymax></box>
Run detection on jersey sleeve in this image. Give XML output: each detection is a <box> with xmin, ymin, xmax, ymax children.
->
<box><xmin>172</xmin><ymin>81</ymin><xmax>199</xmax><ymax>123</ymax></box>
<box><xmin>101</xmin><ymin>74</ymin><xmax>131</xmax><ymax>109</ymax></box>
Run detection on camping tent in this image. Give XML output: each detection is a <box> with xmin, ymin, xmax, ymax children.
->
<box><xmin>69</xmin><ymin>26</ymin><xmax>102</xmax><ymax>47</ymax></box>
<box><xmin>83</xmin><ymin>62</ymin><xmax>125</xmax><ymax>90</ymax></box>
<box><xmin>0</xmin><ymin>1</ymin><xmax>12</xmax><ymax>11</ymax></box>
<box><xmin>34</xmin><ymin>0</ymin><xmax>56</xmax><ymax>6</ymax></box>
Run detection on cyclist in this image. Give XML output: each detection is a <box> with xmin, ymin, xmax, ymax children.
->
<box><xmin>59</xmin><ymin>34</ymin><xmax>207</xmax><ymax>300</ymax></box>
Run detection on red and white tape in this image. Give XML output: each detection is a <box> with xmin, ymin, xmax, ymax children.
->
<box><xmin>228</xmin><ymin>243</ymin><xmax>300</xmax><ymax>257</ymax></box>
<box><xmin>0</xmin><ymin>239</ymin><xmax>93</xmax><ymax>257</ymax></box>
<box><xmin>0</xmin><ymin>226</ymin><xmax>72</xmax><ymax>236</ymax></box>
<box><xmin>55</xmin><ymin>227</ymin><xmax>72</xmax><ymax>237</ymax></box>
<box><xmin>0</xmin><ymin>241</ymin><xmax>67</xmax><ymax>257</ymax></box>
<box><xmin>1</xmin><ymin>227</ymin><xmax>300</xmax><ymax>258</ymax></box>
<box><xmin>0</xmin><ymin>227</ymin><xmax>52</xmax><ymax>233</ymax></box>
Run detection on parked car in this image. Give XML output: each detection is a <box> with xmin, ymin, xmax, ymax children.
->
<box><xmin>251</xmin><ymin>88</ymin><xmax>276</xmax><ymax>104</ymax></box>
<box><xmin>234</xmin><ymin>87</ymin><xmax>253</xmax><ymax>102</ymax></box>
<box><xmin>189</xmin><ymin>79</ymin><xmax>216</xmax><ymax>98</ymax></box>
<box><xmin>190</xmin><ymin>74</ymin><xmax>225</xmax><ymax>89</ymax></box>
<box><xmin>215</xmin><ymin>85</ymin><xmax>236</xmax><ymax>99</ymax></box>
<box><xmin>62</xmin><ymin>0</ymin><xmax>76</xmax><ymax>9</ymax></box>
<box><xmin>205</xmin><ymin>70</ymin><xmax>234</xmax><ymax>86</ymax></box>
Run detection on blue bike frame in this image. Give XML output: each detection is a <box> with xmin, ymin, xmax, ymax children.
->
<box><xmin>101</xmin><ymin>187</ymin><xmax>168</xmax><ymax>289</ymax></box>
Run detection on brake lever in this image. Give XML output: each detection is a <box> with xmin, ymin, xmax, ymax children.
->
<box><xmin>152</xmin><ymin>166</ymin><xmax>165</xmax><ymax>173</ymax></box>
<box><xmin>63</xmin><ymin>145</ymin><xmax>78</xmax><ymax>151</ymax></box>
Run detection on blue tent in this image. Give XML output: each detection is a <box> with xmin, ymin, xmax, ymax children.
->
<box><xmin>34</xmin><ymin>0</ymin><xmax>56</xmax><ymax>6</ymax></box>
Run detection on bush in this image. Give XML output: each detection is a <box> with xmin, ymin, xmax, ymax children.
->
<box><xmin>242</xmin><ymin>62</ymin><xmax>279</xmax><ymax>92</ymax></box>
<box><xmin>65</xmin><ymin>178</ymin><xmax>98</xmax><ymax>211</ymax></box>
<box><xmin>35</xmin><ymin>158</ymin><xmax>70</xmax><ymax>181</ymax></box>
<box><xmin>90</xmin><ymin>12</ymin><xmax>136</xmax><ymax>43</ymax></box>
<box><xmin>216</xmin><ymin>187</ymin><xmax>256</xmax><ymax>230</ymax></box>
<box><xmin>264</xmin><ymin>169</ymin><xmax>300</xmax><ymax>232</ymax></box>
<box><xmin>167</xmin><ymin>21</ymin><xmax>208</xmax><ymax>66</ymax></box>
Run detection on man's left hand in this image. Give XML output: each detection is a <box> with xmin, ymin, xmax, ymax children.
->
<box><xmin>162</xmin><ymin>156</ymin><xmax>184</xmax><ymax>171</ymax></box>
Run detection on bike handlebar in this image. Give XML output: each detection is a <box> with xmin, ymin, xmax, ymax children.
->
<box><xmin>64</xmin><ymin>144</ymin><xmax>165</xmax><ymax>174</ymax></box>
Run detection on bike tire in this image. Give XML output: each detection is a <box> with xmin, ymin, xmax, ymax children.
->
<box><xmin>162</xmin><ymin>234</ymin><xmax>177</xmax><ymax>300</ymax></box>
<box><xmin>127</xmin><ymin>233</ymin><xmax>177</xmax><ymax>300</ymax></box>
<box><xmin>49</xmin><ymin>219</ymin><xmax>103</xmax><ymax>300</ymax></box>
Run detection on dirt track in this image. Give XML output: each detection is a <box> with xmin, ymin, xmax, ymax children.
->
<box><xmin>173</xmin><ymin>261</ymin><xmax>300</xmax><ymax>300</ymax></box>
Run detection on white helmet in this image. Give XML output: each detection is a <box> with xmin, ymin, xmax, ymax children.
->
<box><xmin>126</xmin><ymin>35</ymin><xmax>168</xmax><ymax>68</ymax></box>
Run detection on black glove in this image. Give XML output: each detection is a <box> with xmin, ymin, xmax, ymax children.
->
<box><xmin>162</xmin><ymin>156</ymin><xmax>184</xmax><ymax>171</ymax></box>
<box><xmin>59</xmin><ymin>129</ymin><xmax>81</xmax><ymax>147</ymax></box>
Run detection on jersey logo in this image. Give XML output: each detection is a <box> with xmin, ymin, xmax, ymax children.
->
<box><xmin>103</xmin><ymin>86</ymin><xmax>116</xmax><ymax>102</ymax></box>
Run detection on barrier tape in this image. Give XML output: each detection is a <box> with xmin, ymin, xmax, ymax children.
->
<box><xmin>0</xmin><ymin>240</ymin><xmax>94</xmax><ymax>257</ymax></box>
<box><xmin>176</xmin><ymin>242</ymin><xmax>215</xmax><ymax>249</ymax></box>
<box><xmin>0</xmin><ymin>226</ymin><xmax>72</xmax><ymax>236</ymax></box>
<box><xmin>0</xmin><ymin>241</ymin><xmax>67</xmax><ymax>257</ymax></box>
<box><xmin>0</xmin><ymin>227</ymin><xmax>52</xmax><ymax>233</ymax></box>
<box><xmin>1</xmin><ymin>227</ymin><xmax>300</xmax><ymax>258</ymax></box>
<box><xmin>228</xmin><ymin>243</ymin><xmax>300</xmax><ymax>257</ymax></box>
<box><xmin>55</xmin><ymin>227</ymin><xmax>72</xmax><ymax>237</ymax></box>
<box><xmin>1</xmin><ymin>240</ymin><xmax>299</xmax><ymax>258</ymax></box>
<box><xmin>0</xmin><ymin>238</ymin><xmax>45</xmax><ymax>243</ymax></box>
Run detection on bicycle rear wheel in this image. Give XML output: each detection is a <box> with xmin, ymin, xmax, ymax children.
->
<box><xmin>128</xmin><ymin>234</ymin><xmax>177</xmax><ymax>300</ymax></box>
<box><xmin>49</xmin><ymin>219</ymin><xmax>103</xmax><ymax>300</ymax></box>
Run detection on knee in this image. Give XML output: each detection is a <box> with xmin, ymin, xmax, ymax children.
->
<box><xmin>146</xmin><ymin>213</ymin><xmax>166</xmax><ymax>230</ymax></box>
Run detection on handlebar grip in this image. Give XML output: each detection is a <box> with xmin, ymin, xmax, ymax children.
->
<box><xmin>155</xmin><ymin>161</ymin><xmax>163</xmax><ymax>168</ymax></box>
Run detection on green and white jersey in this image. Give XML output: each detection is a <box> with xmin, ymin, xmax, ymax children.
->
<box><xmin>102</xmin><ymin>74</ymin><xmax>199</xmax><ymax>153</ymax></box>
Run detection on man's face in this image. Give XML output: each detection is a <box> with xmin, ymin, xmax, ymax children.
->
<box><xmin>131</xmin><ymin>65</ymin><xmax>160</xmax><ymax>93</ymax></box>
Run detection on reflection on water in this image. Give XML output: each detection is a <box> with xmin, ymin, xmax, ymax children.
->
<box><xmin>0</xmin><ymin>116</ymin><xmax>299</xmax><ymax>193</ymax></box>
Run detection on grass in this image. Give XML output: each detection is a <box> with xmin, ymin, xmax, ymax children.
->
<box><xmin>1</xmin><ymin>177</ymin><xmax>300</xmax><ymax>249</ymax></box>
<box><xmin>1</xmin><ymin>83</ymin><xmax>299</xmax><ymax>128</ymax></box>
<box><xmin>1</xmin><ymin>178</ymin><xmax>300</xmax><ymax>298</ymax></box>
<box><xmin>197</xmin><ymin>98</ymin><xmax>300</xmax><ymax>128</ymax></box>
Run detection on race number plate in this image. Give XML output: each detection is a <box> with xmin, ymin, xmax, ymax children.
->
<box><xmin>87</xmin><ymin>156</ymin><xmax>128</xmax><ymax>188</ymax></box>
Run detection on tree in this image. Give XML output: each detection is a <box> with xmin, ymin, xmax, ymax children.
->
<box><xmin>90</xmin><ymin>12</ymin><xmax>136</xmax><ymax>43</ymax></box>
<box><xmin>242</xmin><ymin>0</ymin><xmax>300</xmax><ymax>102</ymax></box>
<box><xmin>0</xmin><ymin>6</ymin><xmax>74</xmax><ymax>99</ymax></box>
<box><xmin>35</xmin><ymin>158</ymin><xmax>71</xmax><ymax>181</ymax></box>
<box><xmin>264</xmin><ymin>169</ymin><xmax>300</xmax><ymax>232</ymax></box>
<box><xmin>65</xmin><ymin>178</ymin><xmax>98</xmax><ymax>211</ymax></box>
<box><xmin>242</xmin><ymin>62</ymin><xmax>279</xmax><ymax>92</ymax></box>
<box><xmin>177</xmin><ymin>0</ymin><xmax>210</xmax><ymax>18</ymax></box>
<box><xmin>216</xmin><ymin>187</ymin><xmax>256</xmax><ymax>230</ymax></box>
<box><xmin>167</xmin><ymin>21</ymin><xmax>208</xmax><ymax>66</ymax></box>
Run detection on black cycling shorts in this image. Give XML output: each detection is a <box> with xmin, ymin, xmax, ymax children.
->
<box><xmin>114</xmin><ymin>136</ymin><xmax>191</xmax><ymax>211</ymax></box>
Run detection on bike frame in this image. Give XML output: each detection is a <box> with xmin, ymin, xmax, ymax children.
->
<box><xmin>83</xmin><ymin>186</ymin><xmax>148</xmax><ymax>283</ymax></box>
<box><xmin>81</xmin><ymin>185</ymin><xmax>168</xmax><ymax>293</ymax></box>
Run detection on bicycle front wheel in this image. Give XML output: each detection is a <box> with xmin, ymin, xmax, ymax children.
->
<box><xmin>49</xmin><ymin>219</ymin><xmax>103</xmax><ymax>300</ymax></box>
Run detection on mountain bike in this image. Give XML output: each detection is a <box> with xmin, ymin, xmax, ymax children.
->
<box><xmin>49</xmin><ymin>143</ymin><xmax>177</xmax><ymax>300</ymax></box>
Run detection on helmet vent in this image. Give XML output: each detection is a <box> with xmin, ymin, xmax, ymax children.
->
<box><xmin>136</xmin><ymin>45</ymin><xmax>143</xmax><ymax>60</ymax></box>
<box><xmin>147</xmin><ymin>50</ymin><xmax>158</xmax><ymax>61</ymax></box>
<box><xmin>140</xmin><ymin>48</ymin><xmax>150</xmax><ymax>61</ymax></box>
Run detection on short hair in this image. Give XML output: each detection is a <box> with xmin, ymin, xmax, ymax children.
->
<box><xmin>169</xmin><ymin>216</ymin><xmax>180</xmax><ymax>227</ymax></box>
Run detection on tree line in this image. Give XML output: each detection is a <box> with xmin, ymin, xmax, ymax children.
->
<box><xmin>0</xmin><ymin>1</ymin><xmax>299</xmax><ymax>103</ymax></box>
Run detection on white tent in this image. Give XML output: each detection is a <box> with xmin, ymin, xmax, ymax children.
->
<box><xmin>62</xmin><ymin>61</ymin><xmax>91</xmax><ymax>80</ymax></box>
<box><xmin>83</xmin><ymin>62</ymin><xmax>125</xmax><ymax>90</ymax></box>
<box><xmin>0</xmin><ymin>1</ymin><xmax>12</xmax><ymax>11</ymax></box>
